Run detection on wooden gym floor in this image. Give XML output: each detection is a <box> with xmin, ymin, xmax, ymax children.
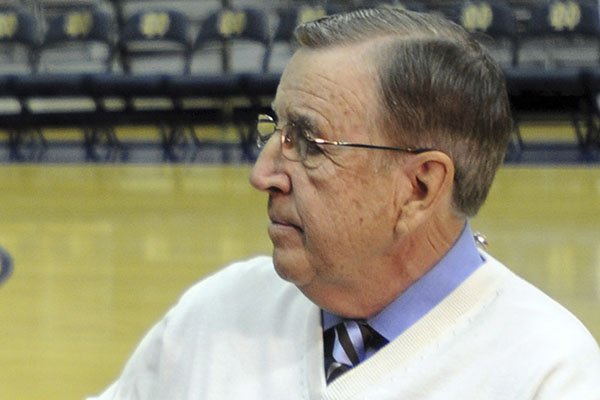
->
<box><xmin>0</xmin><ymin>164</ymin><xmax>598</xmax><ymax>399</ymax></box>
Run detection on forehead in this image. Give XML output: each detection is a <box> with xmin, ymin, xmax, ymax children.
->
<box><xmin>273</xmin><ymin>45</ymin><xmax>380</xmax><ymax>134</ymax></box>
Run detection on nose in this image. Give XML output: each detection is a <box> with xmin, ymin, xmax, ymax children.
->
<box><xmin>249</xmin><ymin>136</ymin><xmax>291</xmax><ymax>194</ymax></box>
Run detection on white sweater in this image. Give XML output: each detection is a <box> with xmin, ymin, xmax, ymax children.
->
<box><xmin>89</xmin><ymin>254</ymin><xmax>600</xmax><ymax>399</ymax></box>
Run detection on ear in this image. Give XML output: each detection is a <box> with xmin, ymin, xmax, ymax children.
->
<box><xmin>395</xmin><ymin>151</ymin><xmax>455</xmax><ymax>232</ymax></box>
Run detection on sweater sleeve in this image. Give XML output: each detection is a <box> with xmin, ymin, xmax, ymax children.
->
<box><xmin>85</xmin><ymin>256</ymin><xmax>285</xmax><ymax>400</ymax></box>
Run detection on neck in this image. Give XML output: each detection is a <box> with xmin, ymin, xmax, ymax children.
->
<box><xmin>315</xmin><ymin>215</ymin><xmax>466</xmax><ymax>319</ymax></box>
<box><xmin>397</xmin><ymin>214</ymin><xmax>466</xmax><ymax>283</ymax></box>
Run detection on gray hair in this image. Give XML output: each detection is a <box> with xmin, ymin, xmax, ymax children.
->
<box><xmin>295</xmin><ymin>8</ymin><xmax>512</xmax><ymax>217</ymax></box>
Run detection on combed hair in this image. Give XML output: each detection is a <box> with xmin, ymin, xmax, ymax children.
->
<box><xmin>295</xmin><ymin>8</ymin><xmax>512</xmax><ymax>217</ymax></box>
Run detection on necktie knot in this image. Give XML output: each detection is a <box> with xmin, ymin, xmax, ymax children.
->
<box><xmin>324</xmin><ymin>320</ymin><xmax>386</xmax><ymax>383</ymax></box>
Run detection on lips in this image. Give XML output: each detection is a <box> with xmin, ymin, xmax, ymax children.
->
<box><xmin>267</xmin><ymin>197</ymin><xmax>303</xmax><ymax>234</ymax></box>
<box><xmin>269</xmin><ymin>216</ymin><xmax>303</xmax><ymax>232</ymax></box>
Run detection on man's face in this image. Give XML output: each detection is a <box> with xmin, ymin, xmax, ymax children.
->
<box><xmin>250</xmin><ymin>45</ymin><xmax>410</xmax><ymax>311</ymax></box>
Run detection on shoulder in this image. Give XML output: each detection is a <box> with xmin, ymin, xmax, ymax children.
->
<box><xmin>458</xmin><ymin>254</ymin><xmax>600</xmax><ymax>395</ymax></box>
<box><xmin>151</xmin><ymin>256</ymin><xmax>315</xmax><ymax>353</ymax></box>
<box><xmin>193</xmin><ymin>255</ymin><xmax>278</xmax><ymax>287</ymax></box>
<box><xmin>481</xmin><ymin>253</ymin><xmax>600</xmax><ymax>360</ymax></box>
<box><xmin>164</xmin><ymin>256</ymin><xmax>307</xmax><ymax>325</ymax></box>
<box><xmin>179</xmin><ymin>255</ymin><xmax>282</xmax><ymax>305</ymax></box>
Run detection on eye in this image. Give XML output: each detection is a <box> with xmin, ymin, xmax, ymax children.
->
<box><xmin>287</xmin><ymin>123</ymin><xmax>314</xmax><ymax>149</ymax></box>
<box><xmin>302</xmin><ymin>132</ymin><xmax>324</xmax><ymax>157</ymax></box>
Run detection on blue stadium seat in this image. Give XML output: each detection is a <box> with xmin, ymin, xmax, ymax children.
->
<box><xmin>8</xmin><ymin>7</ymin><xmax>118</xmax><ymax>159</ymax></box>
<box><xmin>269</xmin><ymin>1</ymin><xmax>424</xmax><ymax>72</ymax></box>
<box><xmin>38</xmin><ymin>7</ymin><xmax>116</xmax><ymax>73</ymax></box>
<box><xmin>0</xmin><ymin>6</ymin><xmax>44</xmax><ymax>159</ymax></box>
<box><xmin>0</xmin><ymin>6</ymin><xmax>40</xmax><ymax>74</ymax></box>
<box><xmin>269</xmin><ymin>4</ymin><xmax>329</xmax><ymax>72</ymax></box>
<box><xmin>517</xmin><ymin>0</ymin><xmax>600</xmax><ymax>68</ymax></box>
<box><xmin>182</xmin><ymin>7</ymin><xmax>272</xmax><ymax>159</ymax></box>
<box><xmin>447</xmin><ymin>0</ymin><xmax>518</xmax><ymax>67</ymax></box>
<box><xmin>188</xmin><ymin>7</ymin><xmax>271</xmax><ymax>74</ymax></box>
<box><xmin>119</xmin><ymin>8</ymin><xmax>192</xmax><ymax>74</ymax></box>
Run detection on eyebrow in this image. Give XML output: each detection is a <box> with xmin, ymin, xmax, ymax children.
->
<box><xmin>289</xmin><ymin>112</ymin><xmax>314</xmax><ymax>127</ymax></box>
<box><xmin>269</xmin><ymin>103</ymin><xmax>324</xmax><ymax>137</ymax></box>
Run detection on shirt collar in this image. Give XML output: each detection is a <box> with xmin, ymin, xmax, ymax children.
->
<box><xmin>323</xmin><ymin>223</ymin><xmax>484</xmax><ymax>341</ymax></box>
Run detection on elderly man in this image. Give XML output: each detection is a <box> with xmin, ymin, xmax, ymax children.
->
<box><xmin>89</xmin><ymin>8</ymin><xmax>600</xmax><ymax>399</ymax></box>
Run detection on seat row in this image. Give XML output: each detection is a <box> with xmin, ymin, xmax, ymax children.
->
<box><xmin>1</xmin><ymin>0</ymin><xmax>600</xmax><ymax>77</ymax></box>
<box><xmin>0</xmin><ymin>67</ymin><xmax>599</xmax><ymax>156</ymax></box>
<box><xmin>0</xmin><ymin>4</ymin><xmax>274</xmax><ymax>75</ymax></box>
<box><xmin>443</xmin><ymin>0</ymin><xmax>600</xmax><ymax>69</ymax></box>
<box><xmin>0</xmin><ymin>71</ymin><xmax>279</xmax><ymax>161</ymax></box>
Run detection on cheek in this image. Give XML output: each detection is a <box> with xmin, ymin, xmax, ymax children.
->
<box><xmin>336</xmin><ymin>173</ymin><xmax>399</xmax><ymax>239</ymax></box>
<box><xmin>300</xmin><ymin>174</ymin><xmax>381</xmax><ymax>249</ymax></box>
<box><xmin>296</xmin><ymin>160</ymin><xmax>398</xmax><ymax>248</ymax></box>
<box><xmin>295</xmin><ymin>182</ymin><xmax>347</xmax><ymax>258</ymax></box>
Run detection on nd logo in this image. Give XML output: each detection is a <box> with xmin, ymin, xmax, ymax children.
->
<box><xmin>297</xmin><ymin>6</ymin><xmax>327</xmax><ymax>25</ymax></box>
<box><xmin>549</xmin><ymin>1</ymin><xmax>581</xmax><ymax>31</ymax></box>
<box><xmin>218</xmin><ymin>10</ymin><xmax>247</xmax><ymax>37</ymax></box>
<box><xmin>461</xmin><ymin>3</ymin><xmax>493</xmax><ymax>32</ymax></box>
<box><xmin>0</xmin><ymin>12</ymin><xmax>18</xmax><ymax>39</ymax></box>
<box><xmin>65</xmin><ymin>11</ymin><xmax>93</xmax><ymax>38</ymax></box>
<box><xmin>140</xmin><ymin>12</ymin><xmax>171</xmax><ymax>38</ymax></box>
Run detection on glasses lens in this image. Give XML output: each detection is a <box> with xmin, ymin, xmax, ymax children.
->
<box><xmin>287</xmin><ymin>126</ymin><xmax>327</xmax><ymax>168</ymax></box>
<box><xmin>287</xmin><ymin>126</ymin><xmax>305</xmax><ymax>162</ymax></box>
<box><xmin>254</xmin><ymin>114</ymin><xmax>322</xmax><ymax>168</ymax></box>
<box><xmin>256</xmin><ymin>114</ymin><xmax>275</xmax><ymax>148</ymax></box>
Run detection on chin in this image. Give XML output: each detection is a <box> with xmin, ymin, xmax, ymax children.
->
<box><xmin>272</xmin><ymin>249</ymin><xmax>315</xmax><ymax>287</ymax></box>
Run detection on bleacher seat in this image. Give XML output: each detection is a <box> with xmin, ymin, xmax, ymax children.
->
<box><xmin>0</xmin><ymin>6</ymin><xmax>44</xmax><ymax>158</ymax></box>
<box><xmin>268</xmin><ymin>1</ymin><xmax>427</xmax><ymax>73</ymax></box>
<box><xmin>119</xmin><ymin>8</ymin><xmax>191</xmax><ymax>74</ymax></box>
<box><xmin>188</xmin><ymin>7</ymin><xmax>272</xmax><ymax>74</ymax></box>
<box><xmin>37</xmin><ymin>7</ymin><xmax>116</xmax><ymax>73</ymax></box>
<box><xmin>517</xmin><ymin>0</ymin><xmax>600</xmax><ymax>69</ymax></box>
<box><xmin>8</xmin><ymin>6</ymin><xmax>118</xmax><ymax>158</ymax></box>
<box><xmin>183</xmin><ymin>6</ymin><xmax>272</xmax><ymax>159</ymax></box>
<box><xmin>269</xmin><ymin>4</ymin><xmax>329</xmax><ymax>72</ymax></box>
<box><xmin>0</xmin><ymin>6</ymin><xmax>40</xmax><ymax>74</ymax></box>
<box><xmin>111</xmin><ymin>0</ymin><xmax>220</xmax><ymax>28</ymax></box>
<box><xmin>448</xmin><ymin>0</ymin><xmax>518</xmax><ymax>68</ymax></box>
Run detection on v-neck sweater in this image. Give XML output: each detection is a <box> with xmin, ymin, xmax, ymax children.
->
<box><xmin>89</xmin><ymin>254</ymin><xmax>600</xmax><ymax>399</ymax></box>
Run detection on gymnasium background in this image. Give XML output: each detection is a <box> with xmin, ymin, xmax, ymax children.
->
<box><xmin>0</xmin><ymin>1</ymin><xmax>599</xmax><ymax>399</ymax></box>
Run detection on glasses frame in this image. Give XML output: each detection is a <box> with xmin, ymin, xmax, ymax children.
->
<box><xmin>255</xmin><ymin>114</ymin><xmax>436</xmax><ymax>166</ymax></box>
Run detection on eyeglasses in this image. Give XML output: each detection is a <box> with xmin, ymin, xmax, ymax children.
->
<box><xmin>255</xmin><ymin>113</ymin><xmax>435</xmax><ymax>168</ymax></box>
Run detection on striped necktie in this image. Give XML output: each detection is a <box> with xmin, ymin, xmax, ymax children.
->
<box><xmin>324</xmin><ymin>320</ymin><xmax>387</xmax><ymax>384</ymax></box>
